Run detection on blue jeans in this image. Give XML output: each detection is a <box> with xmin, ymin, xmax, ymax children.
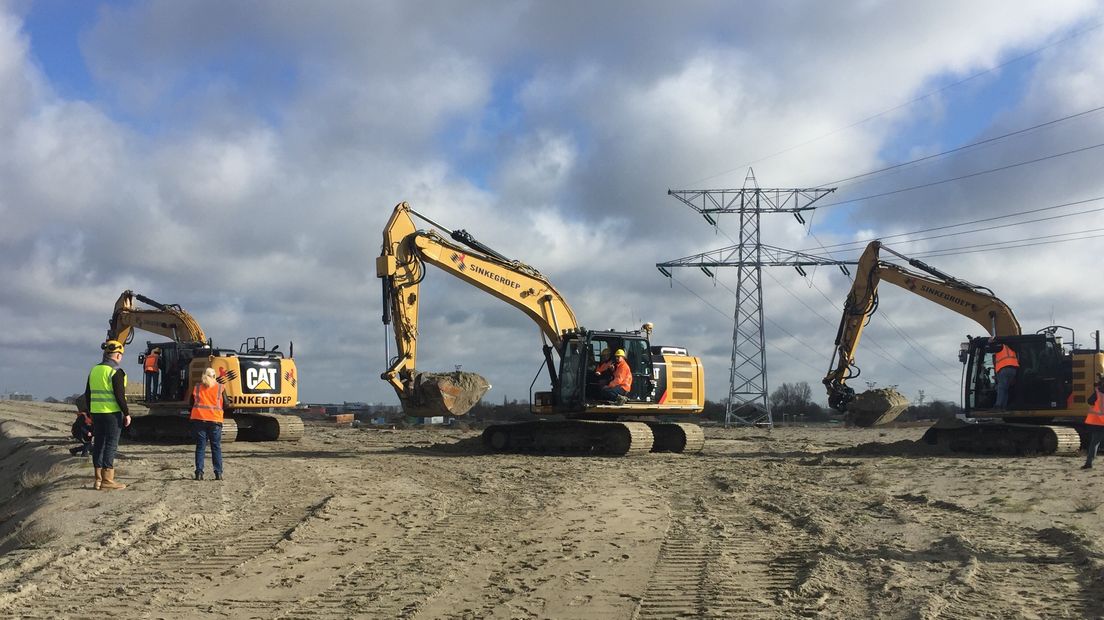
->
<box><xmin>192</xmin><ymin>421</ymin><xmax>223</xmax><ymax>475</ymax></box>
<box><xmin>1086</xmin><ymin>428</ymin><xmax>1104</xmax><ymax>467</ymax></box>
<box><xmin>145</xmin><ymin>371</ymin><xmax>160</xmax><ymax>401</ymax></box>
<box><xmin>91</xmin><ymin>413</ymin><xmax>122</xmax><ymax>469</ymax></box>
<box><xmin>995</xmin><ymin>366</ymin><xmax>1016</xmax><ymax>409</ymax></box>
<box><xmin>599</xmin><ymin>385</ymin><xmax>629</xmax><ymax>401</ymax></box>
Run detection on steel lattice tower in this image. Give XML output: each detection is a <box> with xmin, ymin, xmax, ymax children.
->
<box><xmin>658</xmin><ymin>172</ymin><xmax>843</xmax><ymax>427</ymax></box>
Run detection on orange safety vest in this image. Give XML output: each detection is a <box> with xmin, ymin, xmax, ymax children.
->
<box><xmin>994</xmin><ymin>345</ymin><xmax>1019</xmax><ymax>372</ymax></box>
<box><xmin>595</xmin><ymin>359</ymin><xmax>613</xmax><ymax>375</ymax></box>
<box><xmin>144</xmin><ymin>352</ymin><xmax>160</xmax><ymax>373</ymax></box>
<box><xmin>190</xmin><ymin>383</ymin><xmax>225</xmax><ymax>423</ymax></box>
<box><xmin>1087</xmin><ymin>389</ymin><xmax>1104</xmax><ymax>426</ymax></box>
<box><xmin>609</xmin><ymin>358</ymin><xmax>632</xmax><ymax>392</ymax></box>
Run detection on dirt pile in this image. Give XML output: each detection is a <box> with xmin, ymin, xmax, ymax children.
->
<box><xmin>402</xmin><ymin>370</ymin><xmax>491</xmax><ymax>417</ymax></box>
<box><xmin>847</xmin><ymin>387</ymin><xmax>910</xmax><ymax>427</ymax></box>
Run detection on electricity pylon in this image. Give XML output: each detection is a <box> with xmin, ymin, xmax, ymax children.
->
<box><xmin>658</xmin><ymin>171</ymin><xmax>846</xmax><ymax>428</ymax></box>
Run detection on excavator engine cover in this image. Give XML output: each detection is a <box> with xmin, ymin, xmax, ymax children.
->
<box><xmin>848</xmin><ymin>387</ymin><xmax>910</xmax><ymax>427</ymax></box>
<box><xmin>404</xmin><ymin>371</ymin><xmax>491</xmax><ymax>417</ymax></box>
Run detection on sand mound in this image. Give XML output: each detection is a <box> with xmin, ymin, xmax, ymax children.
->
<box><xmin>828</xmin><ymin>439</ymin><xmax>947</xmax><ymax>457</ymax></box>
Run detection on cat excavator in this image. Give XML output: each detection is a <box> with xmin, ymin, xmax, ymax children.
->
<box><xmin>108</xmin><ymin>290</ymin><xmax>304</xmax><ymax>442</ymax></box>
<box><xmin>825</xmin><ymin>241</ymin><xmax>1100</xmax><ymax>455</ymax></box>
<box><xmin>377</xmin><ymin>202</ymin><xmax>705</xmax><ymax>456</ymax></box>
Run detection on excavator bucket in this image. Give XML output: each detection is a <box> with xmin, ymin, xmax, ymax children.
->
<box><xmin>847</xmin><ymin>387</ymin><xmax>910</xmax><ymax>427</ymax></box>
<box><xmin>402</xmin><ymin>371</ymin><xmax>491</xmax><ymax>417</ymax></box>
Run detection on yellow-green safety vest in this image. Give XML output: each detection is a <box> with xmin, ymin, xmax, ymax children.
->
<box><xmin>88</xmin><ymin>364</ymin><xmax>126</xmax><ymax>414</ymax></box>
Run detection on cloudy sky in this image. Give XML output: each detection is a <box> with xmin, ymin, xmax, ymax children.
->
<box><xmin>2</xmin><ymin>0</ymin><xmax>1102</xmax><ymax>410</ymax></box>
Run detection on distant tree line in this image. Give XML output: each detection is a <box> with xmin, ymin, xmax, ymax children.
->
<box><xmin>701</xmin><ymin>381</ymin><xmax>962</xmax><ymax>424</ymax></box>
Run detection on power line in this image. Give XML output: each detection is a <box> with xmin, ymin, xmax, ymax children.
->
<box><xmin>907</xmin><ymin>230</ymin><xmax>1104</xmax><ymax>258</ymax></box>
<box><xmin>800</xmin><ymin>195</ymin><xmax>1104</xmax><ymax>253</ymax></box>
<box><xmin>819</xmin><ymin>104</ymin><xmax>1104</xmax><ymax>188</ymax></box>
<box><xmin>684</xmin><ymin>20</ymin><xmax>1104</xmax><ymax>186</ymax></box>
<box><xmin>813</xmin><ymin>140</ymin><xmax>1104</xmax><ymax>210</ymax></box>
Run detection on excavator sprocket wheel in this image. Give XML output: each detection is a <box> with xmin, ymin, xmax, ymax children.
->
<box><xmin>230</xmin><ymin>413</ymin><xmax>304</xmax><ymax>442</ymax></box>
<box><xmin>647</xmin><ymin>422</ymin><xmax>705</xmax><ymax>454</ymax></box>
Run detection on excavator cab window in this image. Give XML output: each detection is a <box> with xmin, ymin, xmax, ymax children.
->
<box><xmin>581</xmin><ymin>337</ymin><xmax>621</xmax><ymax>402</ymax></box>
<box><xmin>622</xmin><ymin>338</ymin><xmax>653</xmax><ymax>401</ymax></box>
<box><xmin>557</xmin><ymin>339</ymin><xmax>587</xmax><ymax>409</ymax></box>
<box><xmin>964</xmin><ymin>344</ymin><xmax>998</xmax><ymax>411</ymax></box>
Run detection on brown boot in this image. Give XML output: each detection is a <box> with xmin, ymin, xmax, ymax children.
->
<box><xmin>94</xmin><ymin>467</ymin><xmax>103</xmax><ymax>490</ymax></box>
<box><xmin>100</xmin><ymin>468</ymin><xmax>126</xmax><ymax>491</ymax></box>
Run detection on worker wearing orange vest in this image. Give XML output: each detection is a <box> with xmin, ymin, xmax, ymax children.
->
<box><xmin>993</xmin><ymin>343</ymin><xmax>1019</xmax><ymax>410</ymax></box>
<box><xmin>599</xmin><ymin>349</ymin><xmax>633</xmax><ymax>404</ymax></box>
<box><xmin>189</xmin><ymin>367</ymin><xmax>227</xmax><ymax>481</ymax></box>
<box><xmin>1082</xmin><ymin>374</ymin><xmax>1104</xmax><ymax>470</ymax></box>
<box><xmin>143</xmin><ymin>348</ymin><xmax>161</xmax><ymax>402</ymax></box>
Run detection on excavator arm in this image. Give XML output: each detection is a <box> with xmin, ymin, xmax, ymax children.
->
<box><xmin>377</xmin><ymin>202</ymin><xmax>578</xmax><ymax>409</ymax></box>
<box><xmin>824</xmin><ymin>241</ymin><xmax>1020</xmax><ymax>413</ymax></box>
<box><xmin>108</xmin><ymin>290</ymin><xmax>207</xmax><ymax>346</ymax></box>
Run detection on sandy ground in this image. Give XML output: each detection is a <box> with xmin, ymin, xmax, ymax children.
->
<box><xmin>1</xmin><ymin>401</ymin><xmax>1102</xmax><ymax>619</ymax></box>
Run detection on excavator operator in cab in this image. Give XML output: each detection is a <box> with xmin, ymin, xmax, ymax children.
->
<box><xmin>587</xmin><ymin>347</ymin><xmax>613</xmax><ymax>399</ymax></box>
<box><xmin>143</xmin><ymin>347</ymin><xmax>161</xmax><ymax>402</ymax></box>
<box><xmin>599</xmin><ymin>349</ymin><xmax>632</xmax><ymax>404</ymax></box>
<box><xmin>992</xmin><ymin>343</ymin><xmax>1020</xmax><ymax>410</ymax></box>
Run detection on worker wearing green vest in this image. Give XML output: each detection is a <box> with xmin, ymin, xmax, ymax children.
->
<box><xmin>82</xmin><ymin>340</ymin><xmax>132</xmax><ymax>490</ymax></box>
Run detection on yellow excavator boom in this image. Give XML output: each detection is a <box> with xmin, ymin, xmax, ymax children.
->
<box><xmin>824</xmin><ymin>241</ymin><xmax>1020</xmax><ymax>412</ymax></box>
<box><xmin>377</xmin><ymin>202</ymin><xmax>578</xmax><ymax>400</ymax></box>
<box><xmin>108</xmin><ymin>290</ymin><xmax>207</xmax><ymax>346</ymax></box>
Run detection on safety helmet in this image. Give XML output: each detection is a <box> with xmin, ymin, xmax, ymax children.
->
<box><xmin>614</xmin><ymin>349</ymin><xmax>626</xmax><ymax>358</ymax></box>
<box><xmin>203</xmin><ymin>367</ymin><xmax>217</xmax><ymax>379</ymax></box>
<box><xmin>153</xmin><ymin>348</ymin><xmax>162</xmax><ymax>354</ymax></box>
<box><xmin>101</xmin><ymin>340</ymin><xmax>125</xmax><ymax>355</ymax></box>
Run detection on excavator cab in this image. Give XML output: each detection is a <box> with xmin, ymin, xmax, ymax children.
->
<box><xmin>553</xmin><ymin>329</ymin><xmax>658</xmax><ymax>412</ymax></box>
<box><xmin>962</xmin><ymin>333</ymin><xmax>1070</xmax><ymax>415</ymax></box>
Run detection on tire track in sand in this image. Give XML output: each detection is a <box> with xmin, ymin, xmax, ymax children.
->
<box><xmin>884</xmin><ymin>493</ymin><xmax>1100</xmax><ymax>620</ymax></box>
<box><xmin>0</xmin><ymin>451</ymin><xmax>329</xmax><ymax>620</ymax></box>
<box><xmin>635</xmin><ymin>470</ymin><xmax>820</xmax><ymax>619</ymax></box>
<box><xmin>276</xmin><ymin>465</ymin><xmax>563</xmax><ymax>620</ymax></box>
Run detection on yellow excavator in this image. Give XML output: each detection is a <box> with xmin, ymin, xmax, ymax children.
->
<box><xmin>377</xmin><ymin>202</ymin><xmax>705</xmax><ymax>456</ymax></box>
<box><xmin>108</xmin><ymin>290</ymin><xmax>304</xmax><ymax>442</ymax></box>
<box><xmin>825</xmin><ymin>241</ymin><xmax>1101</xmax><ymax>454</ymax></box>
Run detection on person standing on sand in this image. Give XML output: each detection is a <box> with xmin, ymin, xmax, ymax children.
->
<box><xmin>83</xmin><ymin>340</ymin><xmax>131</xmax><ymax>490</ymax></box>
<box><xmin>1082</xmin><ymin>374</ymin><xmax>1104</xmax><ymax>470</ymax></box>
<box><xmin>189</xmin><ymin>367</ymin><xmax>227</xmax><ymax>481</ymax></box>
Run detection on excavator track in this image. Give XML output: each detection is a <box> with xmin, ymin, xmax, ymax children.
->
<box><xmin>127</xmin><ymin>413</ymin><xmax>239</xmax><ymax>443</ymax></box>
<box><xmin>921</xmin><ymin>423</ymin><xmax>1081</xmax><ymax>456</ymax></box>
<box><xmin>230</xmin><ymin>412</ymin><xmax>304</xmax><ymax>442</ymax></box>
<box><xmin>646</xmin><ymin>422</ymin><xmax>705</xmax><ymax>454</ymax></box>
<box><xmin>482</xmin><ymin>420</ymin><xmax>654</xmax><ymax>456</ymax></box>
